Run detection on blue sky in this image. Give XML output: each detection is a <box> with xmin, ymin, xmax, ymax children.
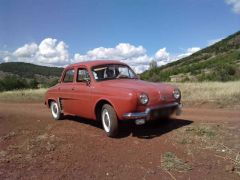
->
<box><xmin>0</xmin><ymin>0</ymin><xmax>239</xmax><ymax>72</ymax></box>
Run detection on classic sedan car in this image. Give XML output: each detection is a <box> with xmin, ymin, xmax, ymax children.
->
<box><xmin>45</xmin><ymin>60</ymin><xmax>182</xmax><ymax>137</ymax></box>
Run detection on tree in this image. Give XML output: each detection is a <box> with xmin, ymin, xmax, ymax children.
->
<box><xmin>29</xmin><ymin>79</ymin><xmax>38</xmax><ymax>89</ymax></box>
<box><xmin>149</xmin><ymin>60</ymin><xmax>157</xmax><ymax>70</ymax></box>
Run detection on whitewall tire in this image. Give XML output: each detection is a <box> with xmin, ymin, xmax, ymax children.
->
<box><xmin>101</xmin><ymin>104</ymin><xmax>118</xmax><ymax>137</ymax></box>
<box><xmin>50</xmin><ymin>101</ymin><xmax>63</xmax><ymax>120</ymax></box>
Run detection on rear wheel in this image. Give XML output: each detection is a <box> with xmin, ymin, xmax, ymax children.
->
<box><xmin>101</xmin><ymin>104</ymin><xmax>118</xmax><ymax>137</ymax></box>
<box><xmin>50</xmin><ymin>101</ymin><xmax>63</xmax><ymax>120</ymax></box>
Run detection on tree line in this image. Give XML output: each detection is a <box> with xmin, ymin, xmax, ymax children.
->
<box><xmin>0</xmin><ymin>76</ymin><xmax>58</xmax><ymax>92</ymax></box>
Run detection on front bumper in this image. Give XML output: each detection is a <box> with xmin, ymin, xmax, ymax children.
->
<box><xmin>123</xmin><ymin>102</ymin><xmax>182</xmax><ymax>120</ymax></box>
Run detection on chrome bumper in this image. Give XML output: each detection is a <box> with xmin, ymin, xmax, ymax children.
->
<box><xmin>123</xmin><ymin>102</ymin><xmax>182</xmax><ymax>120</ymax></box>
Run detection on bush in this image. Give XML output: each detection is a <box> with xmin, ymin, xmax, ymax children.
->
<box><xmin>0</xmin><ymin>76</ymin><xmax>39</xmax><ymax>92</ymax></box>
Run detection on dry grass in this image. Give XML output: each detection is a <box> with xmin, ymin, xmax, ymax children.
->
<box><xmin>0</xmin><ymin>88</ymin><xmax>47</xmax><ymax>103</ymax></box>
<box><xmin>161</xmin><ymin>152</ymin><xmax>192</xmax><ymax>172</ymax></box>
<box><xmin>0</xmin><ymin>81</ymin><xmax>239</xmax><ymax>107</ymax></box>
<box><xmin>173</xmin><ymin>123</ymin><xmax>240</xmax><ymax>176</ymax></box>
<box><xmin>173</xmin><ymin>81</ymin><xmax>240</xmax><ymax>107</ymax></box>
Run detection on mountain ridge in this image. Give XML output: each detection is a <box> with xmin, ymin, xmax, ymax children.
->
<box><xmin>141</xmin><ymin>31</ymin><xmax>240</xmax><ymax>82</ymax></box>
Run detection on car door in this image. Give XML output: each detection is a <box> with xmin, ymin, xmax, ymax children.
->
<box><xmin>71</xmin><ymin>67</ymin><xmax>93</xmax><ymax>119</ymax></box>
<box><xmin>59</xmin><ymin>68</ymin><xmax>76</xmax><ymax>115</ymax></box>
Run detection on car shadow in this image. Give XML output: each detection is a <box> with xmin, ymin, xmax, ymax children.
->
<box><xmin>63</xmin><ymin>115</ymin><xmax>193</xmax><ymax>139</ymax></box>
<box><xmin>118</xmin><ymin>118</ymin><xmax>193</xmax><ymax>139</ymax></box>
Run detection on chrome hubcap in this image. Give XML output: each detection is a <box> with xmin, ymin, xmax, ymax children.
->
<box><xmin>51</xmin><ymin>102</ymin><xmax>58</xmax><ymax>118</ymax></box>
<box><xmin>102</xmin><ymin>109</ymin><xmax>111</xmax><ymax>133</ymax></box>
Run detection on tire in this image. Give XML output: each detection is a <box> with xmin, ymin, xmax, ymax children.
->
<box><xmin>101</xmin><ymin>104</ymin><xmax>118</xmax><ymax>137</ymax></box>
<box><xmin>50</xmin><ymin>101</ymin><xmax>63</xmax><ymax>120</ymax></box>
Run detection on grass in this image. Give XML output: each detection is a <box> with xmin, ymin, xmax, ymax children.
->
<box><xmin>0</xmin><ymin>88</ymin><xmax>47</xmax><ymax>103</ymax></box>
<box><xmin>174</xmin><ymin>123</ymin><xmax>240</xmax><ymax>176</ymax></box>
<box><xmin>173</xmin><ymin>81</ymin><xmax>240</xmax><ymax>107</ymax></box>
<box><xmin>0</xmin><ymin>81</ymin><xmax>240</xmax><ymax>108</ymax></box>
<box><xmin>185</xmin><ymin>126</ymin><xmax>216</xmax><ymax>138</ymax></box>
<box><xmin>161</xmin><ymin>152</ymin><xmax>192</xmax><ymax>172</ymax></box>
<box><xmin>177</xmin><ymin>138</ymin><xmax>193</xmax><ymax>145</ymax></box>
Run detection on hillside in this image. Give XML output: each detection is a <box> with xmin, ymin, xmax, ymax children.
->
<box><xmin>0</xmin><ymin>62</ymin><xmax>63</xmax><ymax>90</ymax></box>
<box><xmin>141</xmin><ymin>31</ymin><xmax>240</xmax><ymax>82</ymax></box>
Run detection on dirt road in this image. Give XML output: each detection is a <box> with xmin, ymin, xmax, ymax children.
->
<box><xmin>0</xmin><ymin>102</ymin><xmax>239</xmax><ymax>179</ymax></box>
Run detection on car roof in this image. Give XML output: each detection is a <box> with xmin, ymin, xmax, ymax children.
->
<box><xmin>65</xmin><ymin>60</ymin><xmax>127</xmax><ymax>69</ymax></box>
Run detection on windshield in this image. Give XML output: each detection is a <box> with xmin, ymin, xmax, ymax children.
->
<box><xmin>92</xmin><ymin>64</ymin><xmax>137</xmax><ymax>81</ymax></box>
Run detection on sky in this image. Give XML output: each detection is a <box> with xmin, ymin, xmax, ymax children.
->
<box><xmin>0</xmin><ymin>0</ymin><xmax>239</xmax><ymax>73</ymax></box>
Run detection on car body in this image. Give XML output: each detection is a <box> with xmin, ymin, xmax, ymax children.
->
<box><xmin>45</xmin><ymin>60</ymin><xmax>182</xmax><ymax>137</ymax></box>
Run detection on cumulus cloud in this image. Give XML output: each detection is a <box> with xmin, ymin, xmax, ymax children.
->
<box><xmin>177</xmin><ymin>47</ymin><xmax>201</xmax><ymax>59</ymax></box>
<box><xmin>155</xmin><ymin>48</ymin><xmax>170</xmax><ymax>61</ymax></box>
<box><xmin>0</xmin><ymin>50</ymin><xmax>11</xmax><ymax>63</ymax></box>
<box><xmin>225</xmin><ymin>0</ymin><xmax>240</xmax><ymax>14</ymax></box>
<box><xmin>73</xmin><ymin>43</ymin><xmax>151</xmax><ymax>73</ymax></box>
<box><xmin>154</xmin><ymin>48</ymin><xmax>171</xmax><ymax>66</ymax></box>
<box><xmin>2</xmin><ymin>38</ymin><xmax>70</xmax><ymax>66</ymax></box>
<box><xmin>14</xmin><ymin>43</ymin><xmax>38</xmax><ymax>57</ymax></box>
<box><xmin>208</xmin><ymin>38</ymin><xmax>222</xmax><ymax>46</ymax></box>
<box><xmin>1</xmin><ymin>38</ymin><xmax>201</xmax><ymax>73</ymax></box>
<box><xmin>73</xmin><ymin>43</ymin><xmax>146</xmax><ymax>61</ymax></box>
<box><xmin>36</xmin><ymin>38</ymin><xmax>69</xmax><ymax>65</ymax></box>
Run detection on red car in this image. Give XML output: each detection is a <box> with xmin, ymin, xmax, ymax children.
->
<box><xmin>45</xmin><ymin>60</ymin><xmax>182</xmax><ymax>137</ymax></box>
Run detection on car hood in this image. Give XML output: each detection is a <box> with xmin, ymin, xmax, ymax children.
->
<box><xmin>100</xmin><ymin>79</ymin><xmax>177</xmax><ymax>104</ymax></box>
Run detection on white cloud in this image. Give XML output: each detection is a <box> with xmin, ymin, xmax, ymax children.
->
<box><xmin>1</xmin><ymin>38</ymin><xmax>202</xmax><ymax>73</ymax></box>
<box><xmin>154</xmin><ymin>48</ymin><xmax>171</xmax><ymax>66</ymax></box>
<box><xmin>2</xmin><ymin>38</ymin><xmax>70</xmax><ymax>66</ymax></box>
<box><xmin>155</xmin><ymin>48</ymin><xmax>170</xmax><ymax>61</ymax></box>
<box><xmin>74</xmin><ymin>43</ymin><xmax>146</xmax><ymax>61</ymax></box>
<box><xmin>0</xmin><ymin>51</ymin><xmax>11</xmax><ymax>63</ymax></box>
<box><xmin>36</xmin><ymin>38</ymin><xmax>69</xmax><ymax>65</ymax></box>
<box><xmin>73</xmin><ymin>43</ymin><xmax>151</xmax><ymax>73</ymax></box>
<box><xmin>208</xmin><ymin>38</ymin><xmax>222</xmax><ymax>46</ymax></box>
<box><xmin>13</xmin><ymin>43</ymin><xmax>38</xmax><ymax>57</ymax></box>
<box><xmin>177</xmin><ymin>47</ymin><xmax>201</xmax><ymax>59</ymax></box>
<box><xmin>225</xmin><ymin>0</ymin><xmax>240</xmax><ymax>14</ymax></box>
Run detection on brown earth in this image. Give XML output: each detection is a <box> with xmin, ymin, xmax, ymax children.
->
<box><xmin>0</xmin><ymin>102</ymin><xmax>240</xmax><ymax>180</ymax></box>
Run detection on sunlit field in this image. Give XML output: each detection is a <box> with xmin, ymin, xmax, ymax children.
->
<box><xmin>0</xmin><ymin>88</ymin><xmax>47</xmax><ymax>103</ymax></box>
<box><xmin>173</xmin><ymin>81</ymin><xmax>240</xmax><ymax>107</ymax></box>
<box><xmin>0</xmin><ymin>81</ymin><xmax>240</xmax><ymax>107</ymax></box>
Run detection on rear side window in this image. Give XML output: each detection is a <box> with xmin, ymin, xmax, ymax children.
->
<box><xmin>77</xmin><ymin>68</ymin><xmax>90</xmax><ymax>82</ymax></box>
<box><xmin>63</xmin><ymin>69</ymin><xmax>75</xmax><ymax>83</ymax></box>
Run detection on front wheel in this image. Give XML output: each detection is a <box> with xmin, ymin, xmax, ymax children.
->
<box><xmin>50</xmin><ymin>101</ymin><xmax>63</xmax><ymax>120</ymax></box>
<box><xmin>101</xmin><ymin>104</ymin><xmax>118</xmax><ymax>137</ymax></box>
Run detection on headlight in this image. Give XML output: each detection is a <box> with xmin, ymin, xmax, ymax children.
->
<box><xmin>173</xmin><ymin>89</ymin><xmax>181</xmax><ymax>99</ymax></box>
<box><xmin>139</xmin><ymin>93</ymin><xmax>149</xmax><ymax>105</ymax></box>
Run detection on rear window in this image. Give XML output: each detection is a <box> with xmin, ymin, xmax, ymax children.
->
<box><xmin>63</xmin><ymin>69</ymin><xmax>75</xmax><ymax>83</ymax></box>
<box><xmin>77</xmin><ymin>68</ymin><xmax>90</xmax><ymax>82</ymax></box>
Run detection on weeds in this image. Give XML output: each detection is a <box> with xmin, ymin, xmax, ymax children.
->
<box><xmin>177</xmin><ymin>138</ymin><xmax>193</xmax><ymax>145</ymax></box>
<box><xmin>185</xmin><ymin>126</ymin><xmax>216</xmax><ymax>138</ymax></box>
<box><xmin>161</xmin><ymin>152</ymin><xmax>192</xmax><ymax>172</ymax></box>
<box><xmin>174</xmin><ymin>123</ymin><xmax>240</xmax><ymax>176</ymax></box>
<box><xmin>1</xmin><ymin>81</ymin><xmax>240</xmax><ymax>108</ymax></box>
<box><xmin>0</xmin><ymin>88</ymin><xmax>47</xmax><ymax>102</ymax></box>
<box><xmin>174</xmin><ymin>81</ymin><xmax>240</xmax><ymax>107</ymax></box>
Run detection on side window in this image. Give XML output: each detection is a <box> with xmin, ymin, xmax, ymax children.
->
<box><xmin>63</xmin><ymin>69</ymin><xmax>75</xmax><ymax>83</ymax></box>
<box><xmin>77</xmin><ymin>68</ymin><xmax>90</xmax><ymax>82</ymax></box>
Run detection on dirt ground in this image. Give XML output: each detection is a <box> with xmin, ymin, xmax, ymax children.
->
<box><xmin>0</xmin><ymin>102</ymin><xmax>240</xmax><ymax>180</ymax></box>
